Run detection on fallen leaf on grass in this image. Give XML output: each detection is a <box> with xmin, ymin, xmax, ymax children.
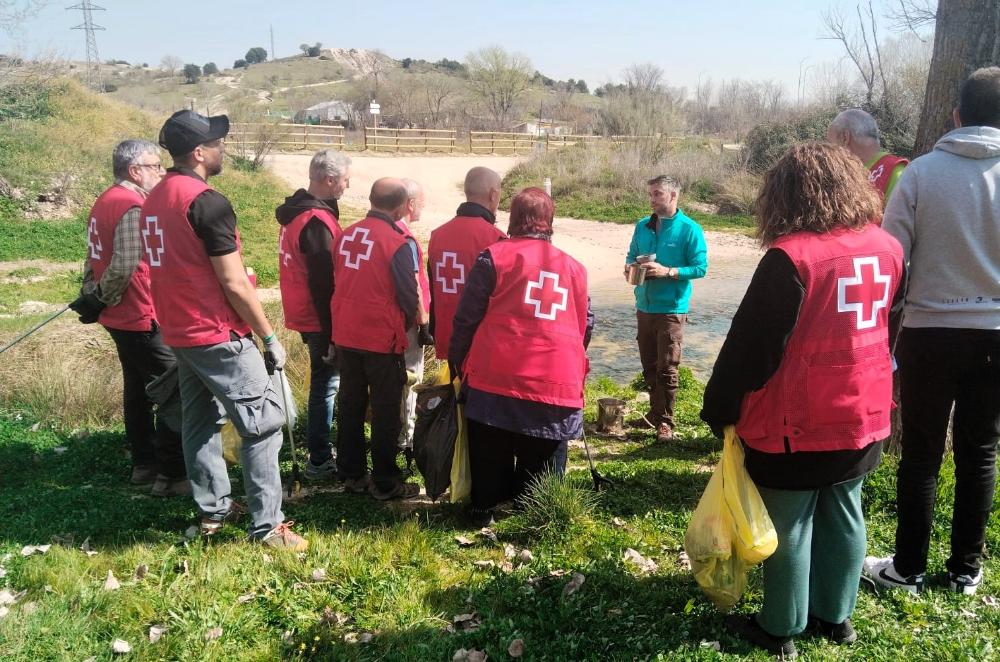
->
<box><xmin>103</xmin><ymin>570</ymin><xmax>120</xmax><ymax>591</ymax></box>
<box><xmin>29</xmin><ymin>423</ymin><xmax>40</xmax><ymax>432</ymax></box>
<box><xmin>319</xmin><ymin>606</ymin><xmax>351</xmax><ymax>626</ymax></box>
<box><xmin>623</xmin><ymin>548</ymin><xmax>658</xmax><ymax>574</ymax></box>
<box><xmin>21</xmin><ymin>601</ymin><xmax>37</xmax><ymax>615</ymax></box>
<box><xmin>262</xmin><ymin>554</ymin><xmax>273</xmax><ymax>564</ymax></box>
<box><xmin>562</xmin><ymin>572</ymin><xmax>586</xmax><ymax>598</ymax></box>
<box><xmin>677</xmin><ymin>551</ymin><xmax>692</xmax><ymax>571</ymax></box>
<box><xmin>503</xmin><ymin>544</ymin><xmax>516</xmax><ymax>559</ymax></box>
<box><xmin>449</xmin><ymin>612</ymin><xmax>481</xmax><ymax>633</ymax></box>
<box><xmin>20</xmin><ymin>544</ymin><xmax>50</xmax><ymax>557</ymax></box>
<box><xmin>237</xmin><ymin>593</ymin><xmax>257</xmax><ymax>604</ymax></box>
<box><xmin>311</xmin><ymin>568</ymin><xmax>327</xmax><ymax>582</ymax></box>
<box><xmin>508</xmin><ymin>638</ymin><xmax>525</xmax><ymax>657</ymax></box>
<box><xmin>0</xmin><ymin>607</ymin><xmax>8</xmax><ymax>619</ymax></box>
<box><xmin>52</xmin><ymin>446</ymin><xmax>68</xmax><ymax>455</ymax></box>
<box><xmin>296</xmin><ymin>552</ymin><xmax>307</xmax><ymax>562</ymax></box>
<box><xmin>549</xmin><ymin>569</ymin><xmax>568</xmax><ymax>578</ymax></box>
<box><xmin>80</xmin><ymin>538</ymin><xmax>98</xmax><ymax>557</ymax></box>
<box><xmin>178</xmin><ymin>560</ymin><xmax>190</xmax><ymax>575</ymax></box>
<box><xmin>281</xmin><ymin>630</ymin><xmax>294</xmax><ymax>644</ymax></box>
<box><xmin>700</xmin><ymin>640</ymin><xmax>721</xmax><ymax>651</ymax></box>
<box><xmin>0</xmin><ymin>589</ymin><xmax>24</xmax><ymax>606</ymax></box>
<box><xmin>473</xmin><ymin>560</ymin><xmax>496</xmax><ymax>570</ymax></box>
<box><xmin>611</xmin><ymin>517</ymin><xmax>627</xmax><ymax>528</ymax></box>
<box><xmin>479</xmin><ymin>527</ymin><xmax>499</xmax><ymax>543</ymax></box>
<box><xmin>500</xmin><ymin>561</ymin><xmax>514</xmax><ymax>573</ymax></box>
<box><xmin>960</xmin><ymin>608</ymin><xmax>978</xmax><ymax>620</ymax></box>
<box><xmin>983</xmin><ymin>595</ymin><xmax>999</xmax><ymax>609</ymax></box>
<box><xmin>455</xmin><ymin>535</ymin><xmax>475</xmax><ymax>547</ymax></box>
<box><xmin>133</xmin><ymin>564</ymin><xmax>148</xmax><ymax>581</ymax></box>
<box><xmin>51</xmin><ymin>533</ymin><xmax>74</xmax><ymax>546</ymax></box>
<box><xmin>183</xmin><ymin>526</ymin><xmax>199</xmax><ymax>540</ymax></box>
<box><xmin>344</xmin><ymin>632</ymin><xmax>374</xmax><ymax>644</ymax></box>
<box><xmin>518</xmin><ymin>549</ymin><xmax>534</xmax><ymax>563</ymax></box>
<box><xmin>0</xmin><ymin>568</ymin><xmax>6</xmax><ymax>578</ymax></box>
<box><xmin>607</xmin><ymin>608</ymin><xmax>623</xmax><ymax>616</ymax></box>
<box><xmin>149</xmin><ymin>624</ymin><xmax>167</xmax><ymax>643</ymax></box>
<box><xmin>204</xmin><ymin>627</ymin><xmax>223</xmax><ymax>641</ymax></box>
<box><xmin>111</xmin><ymin>639</ymin><xmax>132</xmax><ymax>654</ymax></box>
<box><xmin>453</xmin><ymin>649</ymin><xmax>487</xmax><ymax>662</ymax></box>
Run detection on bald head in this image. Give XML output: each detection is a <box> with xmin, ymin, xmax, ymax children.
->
<box><xmin>827</xmin><ymin>109</ymin><xmax>881</xmax><ymax>161</ymax></box>
<box><xmin>401</xmin><ymin>177</ymin><xmax>425</xmax><ymax>223</ymax></box>
<box><xmin>464</xmin><ymin>166</ymin><xmax>502</xmax><ymax>214</ymax></box>
<box><xmin>369</xmin><ymin>177</ymin><xmax>408</xmax><ymax>219</ymax></box>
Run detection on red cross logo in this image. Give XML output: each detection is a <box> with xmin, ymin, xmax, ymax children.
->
<box><xmin>87</xmin><ymin>217</ymin><xmax>103</xmax><ymax>260</ymax></box>
<box><xmin>837</xmin><ymin>256</ymin><xmax>890</xmax><ymax>329</ymax></box>
<box><xmin>868</xmin><ymin>164</ymin><xmax>884</xmax><ymax>185</ymax></box>
<box><xmin>278</xmin><ymin>227</ymin><xmax>291</xmax><ymax>268</ymax></box>
<box><xmin>435</xmin><ymin>251</ymin><xmax>465</xmax><ymax>294</ymax></box>
<box><xmin>524</xmin><ymin>270</ymin><xmax>568</xmax><ymax>320</ymax></box>
<box><xmin>142</xmin><ymin>215</ymin><xmax>165</xmax><ymax>267</ymax></box>
<box><xmin>339</xmin><ymin>226</ymin><xmax>374</xmax><ymax>270</ymax></box>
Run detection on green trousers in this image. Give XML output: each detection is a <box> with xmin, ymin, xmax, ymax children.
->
<box><xmin>756</xmin><ymin>477</ymin><xmax>867</xmax><ymax>637</ymax></box>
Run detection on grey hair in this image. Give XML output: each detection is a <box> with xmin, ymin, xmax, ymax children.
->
<box><xmin>112</xmin><ymin>139</ymin><xmax>159</xmax><ymax>179</ymax></box>
<box><xmin>401</xmin><ymin>177</ymin><xmax>422</xmax><ymax>199</ymax></box>
<box><xmin>309</xmin><ymin>149</ymin><xmax>352</xmax><ymax>181</ymax></box>
<box><xmin>830</xmin><ymin>109</ymin><xmax>880</xmax><ymax>144</ymax></box>
<box><xmin>646</xmin><ymin>175</ymin><xmax>681</xmax><ymax>194</ymax></box>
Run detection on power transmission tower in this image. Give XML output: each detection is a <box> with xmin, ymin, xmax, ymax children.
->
<box><xmin>67</xmin><ymin>1</ymin><xmax>106</xmax><ymax>92</ymax></box>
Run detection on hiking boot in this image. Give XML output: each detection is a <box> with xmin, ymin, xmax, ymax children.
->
<box><xmin>626</xmin><ymin>415</ymin><xmax>655</xmax><ymax>430</ymax></box>
<box><xmin>342</xmin><ymin>473</ymin><xmax>370</xmax><ymax>494</ymax></box>
<box><xmin>200</xmin><ymin>500</ymin><xmax>247</xmax><ymax>537</ymax></box>
<box><xmin>369</xmin><ymin>480</ymin><xmax>421</xmax><ymax>501</ymax></box>
<box><xmin>807</xmin><ymin>616</ymin><xmax>857</xmax><ymax>645</ymax></box>
<box><xmin>863</xmin><ymin>556</ymin><xmax>924</xmax><ymax>594</ymax></box>
<box><xmin>725</xmin><ymin>614</ymin><xmax>797</xmax><ymax>659</ymax></box>
<box><xmin>259</xmin><ymin>521</ymin><xmax>308</xmax><ymax>552</ymax></box>
<box><xmin>130</xmin><ymin>465</ymin><xmax>157</xmax><ymax>486</ymax></box>
<box><xmin>656</xmin><ymin>423</ymin><xmax>674</xmax><ymax>443</ymax></box>
<box><xmin>468</xmin><ymin>508</ymin><xmax>496</xmax><ymax>528</ymax></box>
<box><xmin>150</xmin><ymin>475</ymin><xmax>192</xmax><ymax>498</ymax></box>
<box><xmin>948</xmin><ymin>568</ymin><xmax>984</xmax><ymax>595</ymax></box>
<box><xmin>304</xmin><ymin>457</ymin><xmax>337</xmax><ymax>482</ymax></box>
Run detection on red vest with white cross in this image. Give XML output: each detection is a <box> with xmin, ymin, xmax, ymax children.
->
<box><xmin>463</xmin><ymin>238</ymin><xmax>589</xmax><ymax>408</ymax></box>
<box><xmin>427</xmin><ymin>215</ymin><xmax>507</xmax><ymax>358</ymax></box>
<box><xmin>331</xmin><ymin>215</ymin><xmax>409</xmax><ymax>354</ymax></box>
<box><xmin>86</xmin><ymin>184</ymin><xmax>156</xmax><ymax>332</ymax></box>
<box><xmin>395</xmin><ymin>219</ymin><xmax>431</xmax><ymax>317</ymax></box>
<box><xmin>279</xmin><ymin>208</ymin><xmax>341</xmax><ymax>332</ymax></box>
<box><xmin>141</xmin><ymin>172</ymin><xmax>251</xmax><ymax>347</ymax></box>
<box><xmin>736</xmin><ymin>225</ymin><xmax>903</xmax><ymax>453</ymax></box>
<box><xmin>868</xmin><ymin>153</ymin><xmax>909</xmax><ymax>198</ymax></box>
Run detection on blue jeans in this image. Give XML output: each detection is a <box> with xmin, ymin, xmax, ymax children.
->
<box><xmin>301</xmin><ymin>332</ymin><xmax>340</xmax><ymax>466</ymax></box>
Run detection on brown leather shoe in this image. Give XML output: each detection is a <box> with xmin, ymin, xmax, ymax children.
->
<box><xmin>260</xmin><ymin>521</ymin><xmax>308</xmax><ymax>551</ymax></box>
<box><xmin>200</xmin><ymin>500</ymin><xmax>247</xmax><ymax>537</ymax></box>
<box><xmin>130</xmin><ymin>465</ymin><xmax>157</xmax><ymax>485</ymax></box>
<box><xmin>656</xmin><ymin>423</ymin><xmax>674</xmax><ymax>443</ymax></box>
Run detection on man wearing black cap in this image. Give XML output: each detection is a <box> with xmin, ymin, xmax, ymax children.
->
<box><xmin>142</xmin><ymin>109</ymin><xmax>306</xmax><ymax>551</ymax></box>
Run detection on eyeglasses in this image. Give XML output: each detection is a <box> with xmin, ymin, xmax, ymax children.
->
<box><xmin>136</xmin><ymin>163</ymin><xmax>164</xmax><ymax>171</ymax></box>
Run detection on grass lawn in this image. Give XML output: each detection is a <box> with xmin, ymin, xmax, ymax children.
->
<box><xmin>0</xmin><ymin>369</ymin><xmax>996</xmax><ymax>660</ymax></box>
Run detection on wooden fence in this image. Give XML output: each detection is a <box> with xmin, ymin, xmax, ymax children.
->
<box><xmin>469</xmin><ymin>131</ymin><xmax>539</xmax><ymax>155</ymax></box>
<box><xmin>365</xmin><ymin>127</ymin><xmax>457</xmax><ymax>153</ymax></box>
<box><xmin>229</xmin><ymin>122</ymin><xmax>346</xmax><ymax>151</ymax></box>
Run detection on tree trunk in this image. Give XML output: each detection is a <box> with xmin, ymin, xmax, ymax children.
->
<box><xmin>914</xmin><ymin>0</ymin><xmax>1000</xmax><ymax>156</ymax></box>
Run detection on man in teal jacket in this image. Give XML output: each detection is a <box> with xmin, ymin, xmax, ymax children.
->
<box><xmin>625</xmin><ymin>175</ymin><xmax>708</xmax><ymax>442</ymax></box>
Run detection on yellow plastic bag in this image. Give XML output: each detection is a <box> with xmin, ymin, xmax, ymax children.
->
<box><xmin>684</xmin><ymin>425</ymin><xmax>777</xmax><ymax>611</ymax></box>
<box><xmin>449</xmin><ymin>376</ymin><xmax>471</xmax><ymax>503</ymax></box>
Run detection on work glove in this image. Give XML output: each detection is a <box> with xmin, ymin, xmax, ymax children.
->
<box><xmin>68</xmin><ymin>291</ymin><xmax>106</xmax><ymax>324</ymax></box>
<box><xmin>263</xmin><ymin>336</ymin><xmax>287</xmax><ymax>373</ymax></box>
<box><xmin>322</xmin><ymin>343</ymin><xmax>338</xmax><ymax>367</ymax></box>
<box><xmin>417</xmin><ymin>324</ymin><xmax>435</xmax><ymax>347</ymax></box>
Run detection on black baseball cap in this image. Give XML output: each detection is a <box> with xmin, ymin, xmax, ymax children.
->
<box><xmin>158</xmin><ymin>109</ymin><xmax>230</xmax><ymax>157</ymax></box>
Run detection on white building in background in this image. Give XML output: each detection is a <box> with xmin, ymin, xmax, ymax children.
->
<box><xmin>511</xmin><ymin>118</ymin><xmax>573</xmax><ymax>136</ymax></box>
<box><xmin>296</xmin><ymin>100</ymin><xmax>352</xmax><ymax>124</ymax></box>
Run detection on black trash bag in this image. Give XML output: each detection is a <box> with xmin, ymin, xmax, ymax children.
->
<box><xmin>412</xmin><ymin>383</ymin><xmax>458</xmax><ymax>501</ymax></box>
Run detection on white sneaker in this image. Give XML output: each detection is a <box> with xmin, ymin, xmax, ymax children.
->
<box><xmin>948</xmin><ymin>568</ymin><xmax>983</xmax><ymax>595</ymax></box>
<box><xmin>863</xmin><ymin>556</ymin><xmax>924</xmax><ymax>594</ymax></box>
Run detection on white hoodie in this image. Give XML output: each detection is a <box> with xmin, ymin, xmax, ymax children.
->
<box><xmin>883</xmin><ymin>126</ymin><xmax>1000</xmax><ymax>329</ymax></box>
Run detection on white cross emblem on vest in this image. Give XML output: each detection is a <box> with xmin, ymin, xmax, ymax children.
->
<box><xmin>868</xmin><ymin>164</ymin><xmax>884</xmax><ymax>185</ymax></box>
<box><xmin>87</xmin><ymin>217</ymin><xmax>103</xmax><ymax>260</ymax></box>
<box><xmin>142</xmin><ymin>216</ymin><xmax>165</xmax><ymax>267</ymax></box>
<box><xmin>278</xmin><ymin>227</ymin><xmax>291</xmax><ymax>268</ymax></box>
<box><xmin>524</xmin><ymin>270</ymin><xmax>568</xmax><ymax>320</ymax></box>
<box><xmin>837</xmin><ymin>256</ymin><xmax>890</xmax><ymax>330</ymax></box>
<box><xmin>339</xmin><ymin>226</ymin><xmax>374</xmax><ymax>270</ymax></box>
<box><xmin>435</xmin><ymin>251</ymin><xmax>465</xmax><ymax>294</ymax></box>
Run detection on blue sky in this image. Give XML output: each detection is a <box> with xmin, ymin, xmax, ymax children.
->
<box><xmin>8</xmin><ymin>0</ymin><xmax>867</xmax><ymax>93</ymax></box>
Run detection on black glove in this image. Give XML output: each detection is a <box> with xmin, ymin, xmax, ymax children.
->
<box><xmin>68</xmin><ymin>291</ymin><xmax>106</xmax><ymax>324</ymax></box>
<box><xmin>417</xmin><ymin>324</ymin><xmax>435</xmax><ymax>347</ymax></box>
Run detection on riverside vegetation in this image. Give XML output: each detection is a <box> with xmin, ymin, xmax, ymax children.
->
<box><xmin>0</xmin><ymin>81</ymin><xmax>998</xmax><ymax>661</ymax></box>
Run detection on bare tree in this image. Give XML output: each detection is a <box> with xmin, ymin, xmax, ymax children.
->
<box><xmin>160</xmin><ymin>55</ymin><xmax>183</xmax><ymax>76</ymax></box>
<box><xmin>465</xmin><ymin>46</ymin><xmax>533</xmax><ymax>129</ymax></box>
<box><xmin>914</xmin><ymin>0</ymin><xmax>1000</xmax><ymax>155</ymax></box>
<box><xmin>887</xmin><ymin>0</ymin><xmax>937</xmax><ymax>35</ymax></box>
<box><xmin>0</xmin><ymin>0</ymin><xmax>45</xmax><ymax>34</ymax></box>
<box><xmin>358</xmin><ymin>50</ymin><xmax>391</xmax><ymax>99</ymax></box>
<box><xmin>822</xmin><ymin>2</ymin><xmax>890</xmax><ymax>106</ymax></box>
<box><xmin>419</xmin><ymin>73</ymin><xmax>460</xmax><ymax>127</ymax></box>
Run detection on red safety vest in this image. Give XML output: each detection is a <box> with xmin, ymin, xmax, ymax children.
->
<box><xmin>463</xmin><ymin>238</ymin><xmax>589</xmax><ymax>408</ymax></box>
<box><xmin>279</xmin><ymin>208</ymin><xmax>341</xmax><ymax>332</ymax></box>
<box><xmin>736</xmin><ymin>225</ymin><xmax>904</xmax><ymax>453</ymax></box>
<box><xmin>395</xmin><ymin>219</ymin><xmax>431</xmax><ymax>316</ymax></box>
<box><xmin>86</xmin><ymin>184</ymin><xmax>156</xmax><ymax>332</ymax></box>
<box><xmin>331</xmin><ymin>215</ymin><xmax>409</xmax><ymax>354</ymax></box>
<box><xmin>428</xmin><ymin>215</ymin><xmax>507</xmax><ymax>358</ymax></box>
<box><xmin>869</xmin><ymin>153</ymin><xmax>909</xmax><ymax>198</ymax></box>
<box><xmin>142</xmin><ymin>172</ymin><xmax>251</xmax><ymax>347</ymax></box>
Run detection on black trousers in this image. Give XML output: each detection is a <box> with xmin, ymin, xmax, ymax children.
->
<box><xmin>106</xmin><ymin>325</ymin><xmax>186</xmax><ymax>479</ymax></box>
<box><xmin>335</xmin><ymin>348</ymin><xmax>406</xmax><ymax>491</ymax></box>
<box><xmin>467</xmin><ymin>418</ymin><xmax>560</xmax><ymax>511</ymax></box>
<box><xmin>894</xmin><ymin>327</ymin><xmax>1000</xmax><ymax>577</ymax></box>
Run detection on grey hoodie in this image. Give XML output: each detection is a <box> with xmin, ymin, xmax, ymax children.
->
<box><xmin>882</xmin><ymin>126</ymin><xmax>1000</xmax><ymax>329</ymax></box>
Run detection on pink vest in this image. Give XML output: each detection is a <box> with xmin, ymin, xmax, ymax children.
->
<box><xmin>331</xmin><ymin>216</ymin><xmax>409</xmax><ymax>354</ymax></box>
<box><xmin>87</xmin><ymin>184</ymin><xmax>156</xmax><ymax>332</ymax></box>
<box><xmin>279</xmin><ymin>208</ymin><xmax>341</xmax><ymax>332</ymax></box>
<box><xmin>142</xmin><ymin>172</ymin><xmax>251</xmax><ymax>347</ymax></box>
<box><xmin>427</xmin><ymin>215</ymin><xmax>507</xmax><ymax>358</ymax></box>
<box><xmin>736</xmin><ymin>226</ymin><xmax>904</xmax><ymax>453</ymax></box>
<box><xmin>464</xmin><ymin>238</ymin><xmax>589</xmax><ymax>408</ymax></box>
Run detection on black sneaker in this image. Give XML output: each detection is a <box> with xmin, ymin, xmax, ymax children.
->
<box><xmin>304</xmin><ymin>457</ymin><xmax>337</xmax><ymax>482</ymax></box>
<box><xmin>807</xmin><ymin>616</ymin><xmax>857</xmax><ymax>645</ymax></box>
<box><xmin>725</xmin><ymin>614</ymin><xmax>797</xmax><ymax>659</ymax></box>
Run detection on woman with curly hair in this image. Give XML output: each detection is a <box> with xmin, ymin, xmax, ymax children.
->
<box><xmin>449</xmin><ymin>187</ymin><xmax>594</xmax><ymax>526</ymax></box>
<box><xmin>700</xmin><ymin>142</ymin><xmax>905</xmax><ymax>657</ymax></box>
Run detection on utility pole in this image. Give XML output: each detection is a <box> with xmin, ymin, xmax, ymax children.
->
<box><xmin>270</xmin><ymin>24</ymin><xmax>276</xmax><ymax>61</ymax></box>
<box><xmin>68</xmin><ymin>1</ymin><xmax>106</xmax><ymax>92</ymax></box>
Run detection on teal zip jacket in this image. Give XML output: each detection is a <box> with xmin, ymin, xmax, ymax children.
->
<box><xmin>625</xmin><ymin>209</ymin><xmax>708</xmax><ymax>313</ymax></box>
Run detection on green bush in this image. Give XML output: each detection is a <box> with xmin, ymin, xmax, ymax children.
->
<box><xmin>0</xmin><ymin>83</ymin><xmax>51</xmax><ymax>121</ymax></box>
<box><xmin>744</xmin><ymin>109</ymin><xmax>838</xmax><ymax>173</ymax></box>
